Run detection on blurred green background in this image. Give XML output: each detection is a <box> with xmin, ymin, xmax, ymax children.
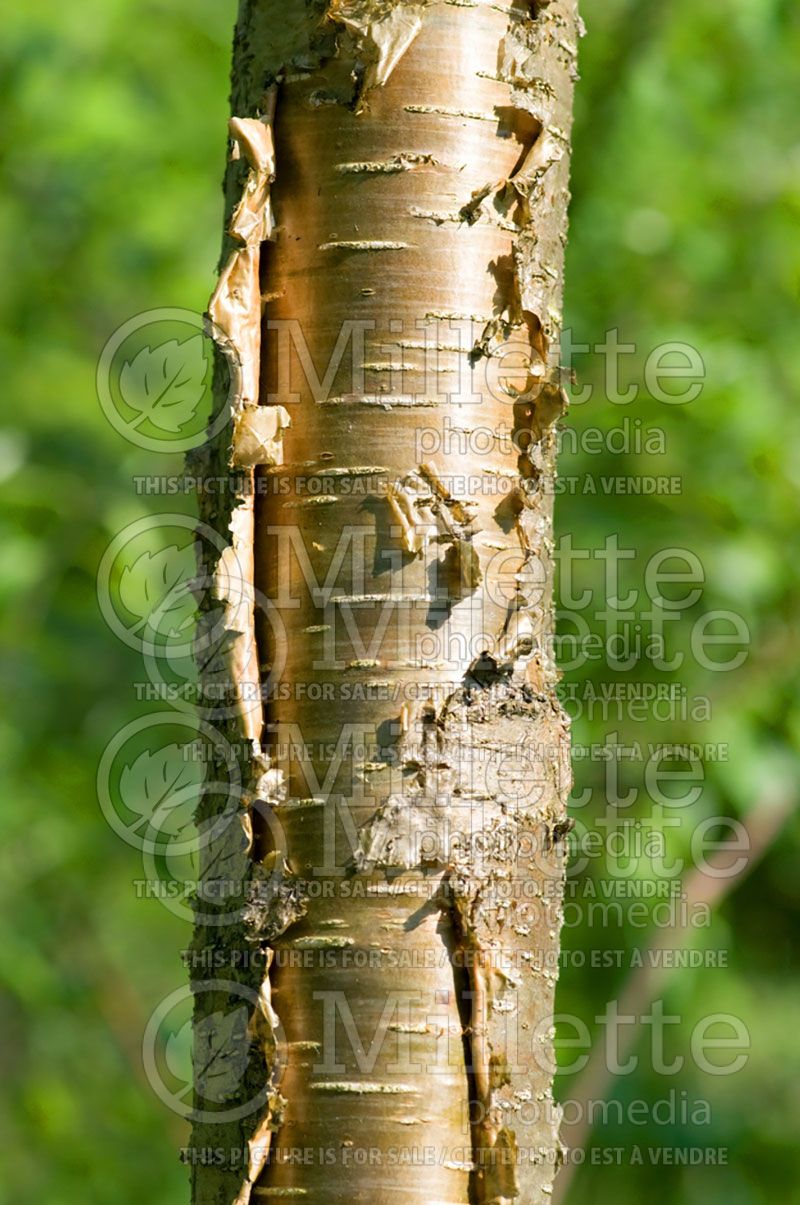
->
<box><xmin>0</xmin><ymin>1</ymin><xmax>798</xmax><ymax>1202</ymax></box>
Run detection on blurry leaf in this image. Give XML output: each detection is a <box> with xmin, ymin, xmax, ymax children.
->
<box><xmin>119</xmin><ymin>336</ymin><xmax>208</xmax><ymax>433</ymax></box>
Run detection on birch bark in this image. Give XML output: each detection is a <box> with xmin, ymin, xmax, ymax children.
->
<box><xmin>190</xmin><ymin>4</ymin><xmax>578</xmax><ymax>1202</ymax></box>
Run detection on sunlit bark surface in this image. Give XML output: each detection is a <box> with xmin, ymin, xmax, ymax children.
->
<box><xmin>191</xmin><ymin>3</ymin><xmax>578</xmax><ymax>1203</ymax></box>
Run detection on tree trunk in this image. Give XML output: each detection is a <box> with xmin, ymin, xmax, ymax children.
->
<box><xmin>189</xmin><ymin>3</ymin><xmax>578</xmax><ymax>1204</ymax></box>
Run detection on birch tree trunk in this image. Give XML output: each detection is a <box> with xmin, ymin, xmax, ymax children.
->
<box><xmin>189</xmin><ymin>3</ymin><xmax>578</xmax><ymax>1203</ymax></box>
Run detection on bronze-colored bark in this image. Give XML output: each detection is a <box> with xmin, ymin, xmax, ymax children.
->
<box><xmin>190</xmin><ymin>3</ymin><xmax>578</xmax><ymax>1203</ymax></box>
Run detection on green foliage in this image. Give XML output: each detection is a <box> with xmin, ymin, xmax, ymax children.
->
<box><xmin>555</xmin><ymin>0</ymin><xmax>800</xmax><ymax>1200</ymax></box>
<box><xmin>0</xmin><ymin>2</ymin><xmax>233</xmax><ymax>1201</ymax></box>
<box><xmin>0</xmin><ymin>0</ymin><xmax>797</xmax><ymax>1202</ymax></box>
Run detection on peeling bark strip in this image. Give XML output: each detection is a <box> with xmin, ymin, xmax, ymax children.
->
<box><xmin>191</xmin><ymin>2</ymin><xmax>578</xmax><ymax>1204</ymax></box>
